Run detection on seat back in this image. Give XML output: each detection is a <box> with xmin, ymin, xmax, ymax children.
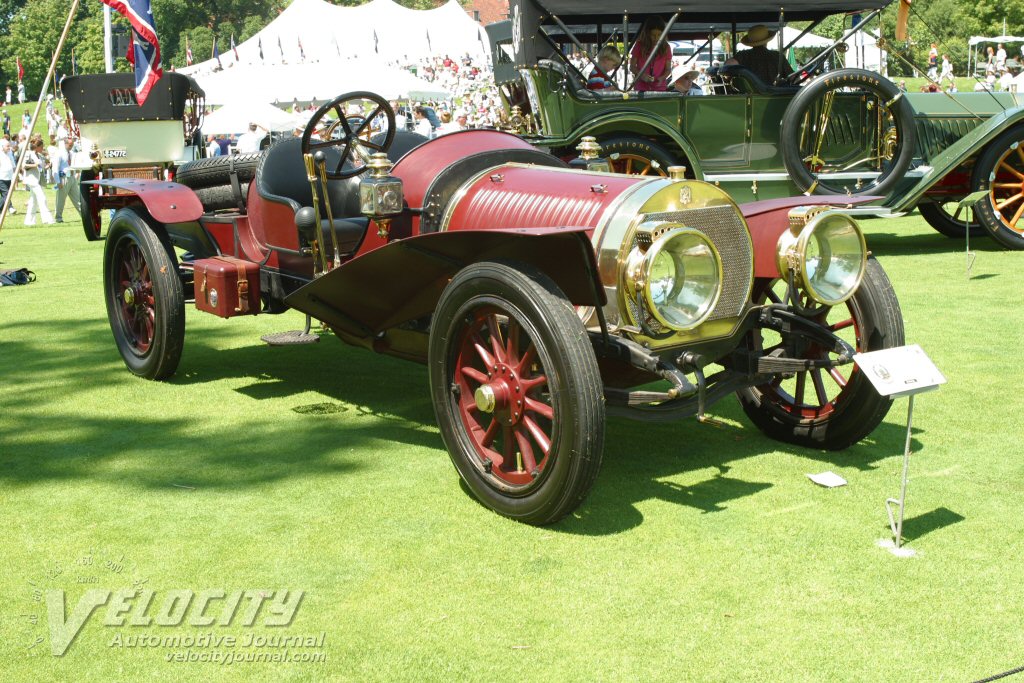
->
<box><xmin>255</xmin><ymin>137</ymin><xmax>361</xmax><ymax>217</ymax></box>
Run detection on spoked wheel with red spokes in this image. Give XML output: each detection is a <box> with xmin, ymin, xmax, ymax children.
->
<box><xmin>103</xmin><ymin>207</ymin><xmax>185</xmax><ymax>380</ymax></box>
<box><xmin>429</xmin><ymin>261</ymin><xmax>604</xmax><ymax>525</ymax></box>
<box><xmin>737</xmin><ymin>257</ymin><xmax>904</xmax><ymax>450</ymax></box>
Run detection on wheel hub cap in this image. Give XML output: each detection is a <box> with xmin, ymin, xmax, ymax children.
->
<box><xmin>123</xmin><ymin>288</ymin><xmax>135</xmax><ymax>306</ymax></box>
<box><xmin>474</xmin><ymin>385</ymin><xmax>496</xmax><ymax>413</ymax></box>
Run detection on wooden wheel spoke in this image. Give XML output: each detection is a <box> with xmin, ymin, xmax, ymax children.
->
<box><xmin>830</xmin><ymin>316</ymin><xmax>855</xmax><ymax>332</ymax></box>
<box><xmin>524</xmin><ymin>396</ymin><xmax>553</xmax><ymax>420</ymax></box>
<box><xmin>998</xmin><ymin>161</ymin><xmax>1024</xmax><ymax>180</ymax></box>
<box><xmin>1011</xmin><ymin>199</ymin><xmax>1024</xmax><ymax>226</ymax></box>
<box><xmin>501</xmin><ymin>426</ymin><xmax>514</xmax><ymax>462</ymax></box>
<box><xmin>505</xmin><ymin>323</ymin><xmax>520</xmax><ymax>367</ymax></box>
<box><xmin>486</xmin><ymin>314</ymin><xmax>505</xmax><ymax>362</ymax></box>
<box><xmin>995</xmin><ymin>192</ymin><xmax>1023</xmax><ymax>210</ymax></box>
<box><xmin>514</xmin><ymin>430</ymin><xmax>538</xmax><ymax>473</ymax></box>
<box><xmin>520</xmin><ymin>375</ymin><xmax>546</xmax><ymax>393</ymax></box>
<box><xmin>460</xmin><ymin>365</ymin><xmax>489</xmax><ymax>385</ymax></box>
<box><xmin>481</xmin><ymin>419</ymin><xmax>499</xmax><ymax>448</ymax></box>
<box><xmin>811</xmin><ymin>369</ymin><xmax>829</xmax><ymax>406</ymax></box>
<box><xmin>517</xmin><ymin>343</ymin><xmax>536</xmax><ymax>375</ymax></box>
<box><xmin>794</xmin><ymin>371</ymin><xmax>807</xmax><ymax>406</ymax></box>
<box><xmin>1017</xmin><ymin>146</ymin><xmax>1024</xmax><ymax>166</ymax></box>
<box><xmin>993</xmin><ymin>182</ymin><xmax>1021</xmax><ymax>189</ymax></box>
<box><xmin>522</xmin><ymin>416</ymin><xmax>552</xmax><ymax>455</ymax></box>
<box><xmin>471</xmin><ymin>332</ymin><xmax>496</xmax><ymax>368</ymax></box>
<box><xmin>828</xmin><ymin>367</ymin><xmax>848</xmax><ymax>388</ymax></box>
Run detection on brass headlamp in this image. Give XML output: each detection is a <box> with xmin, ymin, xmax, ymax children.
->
<box><xmin>569</xmin><ymin>136</ymin><xmax>611</xmax><ymax>173</ymax></box>
<box><xmin>777</xmin><ymin>207</ymin><xmax>867</xmax><ymax>305</ymax></box>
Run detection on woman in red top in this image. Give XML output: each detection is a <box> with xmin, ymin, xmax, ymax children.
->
<box><xmin>630</xmin><ymin>17</ymin><xmax>671</xmax><ymax>91</ymax></box>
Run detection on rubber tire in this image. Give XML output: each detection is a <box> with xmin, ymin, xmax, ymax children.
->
<box><xmin>971</xmin><ymin>124</ymin><xmax>1024</xmax><ymax>250</ymax></box>
<box><xmin>780</xmin><ymin>68</ymin><xmax>916</xmax><ymax>198</ymax></box>
<box><xmin>737</xmin><ymin>257</ymin><xmax>905</xmax><ymax>451</ymax></box>
<box><xmin>175</xmin><ymin>153</ymin><xmax>261</xmax><ymax>190</ymax></box>
<box><xmin>103</xmin><ymin>207</ymin><xmax>185</xmax><ymax>380</ymax></box>
<box><xmin>428</xmin><ymin>261</ymin><xmax>605</xmax><ymax>525</ymax></box>
<box><xmin>917</xmin><ymin>200</ymin><xmax>986</xmax><ymax>239</ymax></box>
<box><xmin>79</xmin><ymin>169</ymin><xmax>102</xmax><ymax>241</ymax></box>
<box><xmin>600</xmin><ymin>136</ymin><xmax>679</xmax><ymax>177</ymax></box>
<box><xmin>193</xmin><ymin>182</ymin><xmax>250</xmax><ymax>211</ymax></box>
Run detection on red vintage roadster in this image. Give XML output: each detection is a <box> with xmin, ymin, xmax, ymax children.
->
<box><xmin>85</xmin><ymin>91</ymin><xmax>904</xmax><ymax>524</ymax></box>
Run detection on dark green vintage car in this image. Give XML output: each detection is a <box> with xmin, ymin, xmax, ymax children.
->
<box><xmin>488</xmin><ymin>0</ymin><xmax>1024</xmax><ymax>249</ymax></box>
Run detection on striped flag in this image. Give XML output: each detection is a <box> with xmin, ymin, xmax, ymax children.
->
<box><xmin>231</xmin><ymin>34</ymin><xmax>239</xmax><ymax>60</ymax></box>
<box><xmin>186</xmin><ymin>36</ymin><xmax>193</xmax><ymax>65</ymax></box>
<box><xmin>100</xmin><ymin>0</ymin><xmax>162</xmax><ymax>105</ymax></box>
<box><xmin>298</xmin><ymin>37</ymin><xmax>305</xmax><ymax>62</ymax></box>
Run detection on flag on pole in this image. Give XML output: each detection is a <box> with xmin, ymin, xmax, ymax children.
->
<box><xmin>71</xmin><ymin>48</ymin><xmax>77</xmax><ymax>76</ymax></box>
<box><xmin>425</xmin><ymin>29</ymin><xmax>432</xmax><ymax>53</ymax></box>
<box><xmin>298</xmin><ymin>37</ymin><xmax>305</xmax><ymax>62</ymax></box>
<box><xmin>231</xmin><ymin>34</ymin><xmax>239</xmax><ymax>60</ymax></box>
<box><xmin>126</xmin><ymin>33</ymin><xmax>135</xmax><ymax>66</ymax></box>
<box><xmin>100</xmin><ymin>0</ymin><xmax>163</xmax><ymax>105</ymax></box>
<box><xmin>186</xmin><ymin>36</ymin><xmax>193</xmax><ymax>65</ymax></box>
<box><xmin>258</xmin><ymin>36</ymin><xmax>264</xmax><ymax>61</ymax></box>
<box><xmin>16</xmin><ymin>56</ymin><xmax>24</xmax><ymax>82</ymax></box>
<box><xmin>373</xmin><ymin>30</ymin><xmax>379</xmax><ymax>54</ymax></box>
<box><xmin>213</xmin><ymin>36</ymin><xmax>222</xmax><ymax>69</ymax></box>
<box><xmin>278</xmin><ymin>35</ymin><xmax>284</xmax><ymax>60</ymax></box>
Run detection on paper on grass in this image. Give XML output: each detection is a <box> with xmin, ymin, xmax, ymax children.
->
<box><xmin>807</xmin><ymin>471</ymin><xmax>847</xmax><ymax>488</ymax></box>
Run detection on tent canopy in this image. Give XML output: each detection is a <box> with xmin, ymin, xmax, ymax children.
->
<box><xmin>969</xmin><ymin>35</ymin><xmax>1024</xmax><ymax>46</ymax></box>
<box><xmin>202</xmin><ymin>99</ymin><xmax>298</xmax><ymax>134</ymax></box>
<box><xmin>193</xmin><ymin>60</ymin><xmax>450</xmax><ymax>106</ymax></box>
<box><xmin>182</xmin><ymin>0</ymin><xmax>487</xmax><ymax>75</ymax></box>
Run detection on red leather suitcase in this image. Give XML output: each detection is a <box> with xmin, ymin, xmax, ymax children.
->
<box><xmin>193</xmin><ymin>256</ymin><xmax>260</xmax><ymax>318</ymax></box>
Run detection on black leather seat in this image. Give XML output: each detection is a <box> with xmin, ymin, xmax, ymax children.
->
<box><xmin>708</xmin><ymin>64</ymin><xmax>801</xmax><ymax>95</ymax></box>
<box><xmin>255</xmin><ymin>132</ymin><xmax>428</xmax><ymax>256</ymax></box>
<box><xmin>256</xmin><ymin>137</ymin><xmax>366</xmax><ymax>254</ymax></box>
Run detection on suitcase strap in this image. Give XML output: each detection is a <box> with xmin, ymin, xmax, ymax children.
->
<box><xmin>232</xmin><ymin>259</ymin><xmax>250</xmax><ymax>313</ymax></box>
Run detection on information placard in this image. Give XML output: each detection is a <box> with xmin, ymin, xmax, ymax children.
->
<box><xmin>853</xmin><ymin>344</ymin><xmax>946</xmax><ymax>398</ymax></box>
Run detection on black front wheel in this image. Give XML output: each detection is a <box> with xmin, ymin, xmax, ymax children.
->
<box><xmin>103</xmin><ymin>207</ymin><xmax>185</xmax><ymax>380</ymax></box>
<box><xmin>428</xmin><ymin>261</ymin><xmax>605</xmax><ymax>525</ymax></box>
<box><xmin>737</xmin><ymin>257</ymin><xmax>905</xmax><ymax>451</ymax></box>
<box><xmin>917</xmin><ymin>199</ymin><xmax>986</xmax><ymax>239</ymax></box>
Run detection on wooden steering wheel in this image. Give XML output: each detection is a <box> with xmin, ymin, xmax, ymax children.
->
<box><xmin>300</xmin><ymin>91</ymin><xmax>396</xmax><ymax>179</ymax></box>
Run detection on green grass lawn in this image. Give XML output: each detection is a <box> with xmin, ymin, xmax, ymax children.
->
<box><xmin>1</xmin><ymin>190</ymin><xmax>1023</xmax><ymax>682</ymax></box>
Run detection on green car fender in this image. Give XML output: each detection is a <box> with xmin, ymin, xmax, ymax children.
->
<box><xmin>559</xmin><ymin>109</ymin><xmax>705</xmax><ymax>178</ymax></box>
<box><xmin>895</xmin><ymin>106</ymin><xmax>1024</xmax><ymax>211</ymax></box>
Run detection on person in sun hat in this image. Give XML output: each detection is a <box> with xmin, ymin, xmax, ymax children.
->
<box><xmin>725</xmin><ymin>24</ymin><xmax>794</xmax><ymax>85</ymax></box>
<box><xmin>669</xmin><ymin>64</ymin><xmax>704</xmax><ymax>95</ymax></box>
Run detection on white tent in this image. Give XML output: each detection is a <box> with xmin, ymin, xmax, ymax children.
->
<box><xmin>202</xmin><ymin>99</ymin><xmax>297</xmax><ymax>134</ymax></box>
<box><xmin>843</xmin><ymin>29</ymin><xmax>887</xmax><ymax>74</ymax></box>
<box><xmin>182</xmin><ymin>0</ymin><xmax>488</xmax><ymax>76</ymax></box>
<box><xmin>967</xmin><ymin>36</ymin><xmax>1024</xmax><ymax>76</ymax></box>
<box><xmin>781</xmin><ymin>26</ymin><xmax>831</xmax><ymax>49</ymax></box>
<box><xmin>193</xmin><ymin>59</ymin><xmax>451</xmax><ymax>106</ymax></box>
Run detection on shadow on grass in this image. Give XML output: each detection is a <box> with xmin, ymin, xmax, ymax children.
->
<box><xmin>0</xmin><ymin>316</ymin><xmax>918</xmax><ymax>533</ymax></box>
<box><xmin>899</xmin><ymin>506</ymin><xmax>966</xmax><ymax>542</ymax></box>
<box><xmin>865</xmin><ymin>231</ymin><xmax>1004</xmax><ymax>258</ymax></box>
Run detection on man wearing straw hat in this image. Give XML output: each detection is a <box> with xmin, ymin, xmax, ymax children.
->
<box><xmin>726</xmin><ymin>24</ymin><xmax>794</xmax><ymax>85</ymax></box>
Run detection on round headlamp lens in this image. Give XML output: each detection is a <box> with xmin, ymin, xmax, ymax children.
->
<box><xmin>800</xmin><ymin>214</ymin><xmax>866</xmax><ymax>305</ymax></box>
<box><xmin>643</xmin><ymin>230</ymin><xmax>721</xmax><ymax>330</ymax></box>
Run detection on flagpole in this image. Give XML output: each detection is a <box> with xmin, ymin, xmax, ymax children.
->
<box><xmin>1</xmin><ymin>0</ymin><xmax>81</xmax><ymax>236</ymax></box>
<box><xmin>104</xmin><ymin>4</ymin><xmax>113</xmax><ymax>72</ymax></box>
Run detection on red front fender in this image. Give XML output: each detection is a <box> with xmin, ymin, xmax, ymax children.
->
<box><xmin>740</xmin><ymin>196</ymin><xmax>879</xmax><ymax>279</ymax></box>
<box><xmin>81</xmin><ymin>178</ymin><xmax>204</xmax><ymax>224</ymax></box>
<box><xmin>285</xmin><ymin>227</ymin><xmax>604</xmax><ymax>338</ymax></box>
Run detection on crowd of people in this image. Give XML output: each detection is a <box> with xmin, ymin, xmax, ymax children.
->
<box><xmin>1</xmin><ymin>93</ymin><xmax>81</xmax><ymax>225</ymax></box>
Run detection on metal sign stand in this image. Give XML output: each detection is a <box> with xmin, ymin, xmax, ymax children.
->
<box><xmin>884</xmin><ymin>395</ymin><xmax>916</xmax><ymax>556</ymax></box>
<box><xmin>957</xmin><ymin>190</ymin><xmax>988</xmax><ymax>278</ymax></box>
<box><xmin>853</xmin><ymin>345</ymin><xmax>947</xmax><ymax>557</ymax></box>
